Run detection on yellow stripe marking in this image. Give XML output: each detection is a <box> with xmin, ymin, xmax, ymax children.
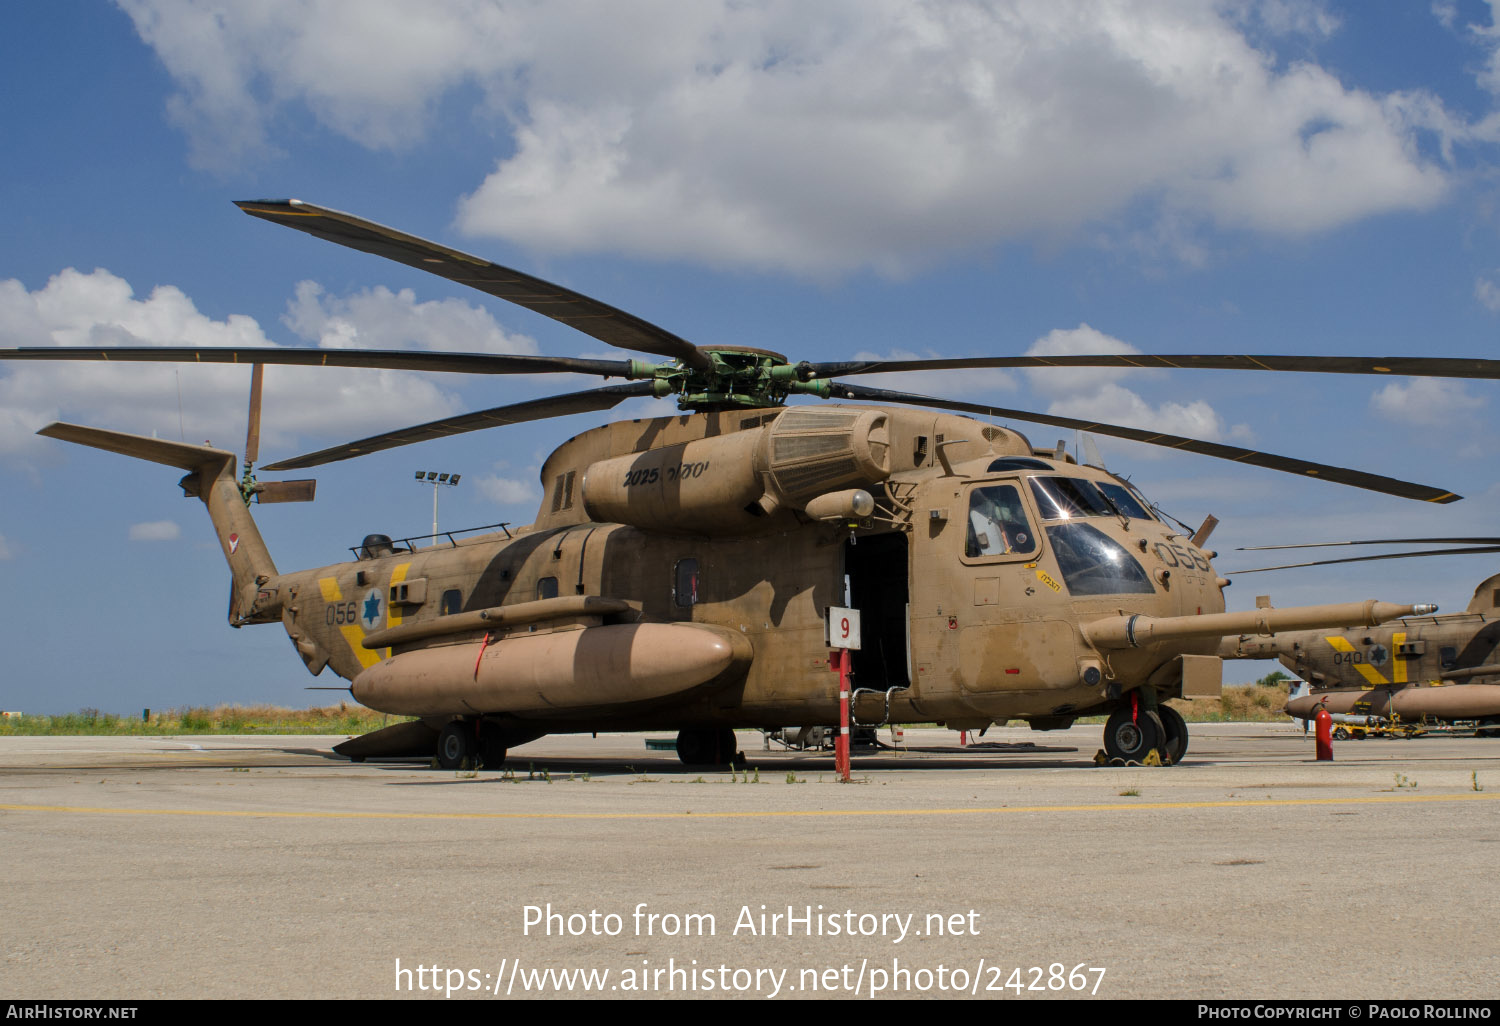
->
<box><xmin>2</xmin><ymin>792</ymin><xmax>1496</xmax><ymax>822</ymax></box>
<box><xmin>321</xmin><ymin>576</ymin><xmax>380</xmax><ymax>669</ymax></box>
<box><xmin>1393</xmin><ymin>631</ymin><xmax>1407</xmax><ymax>685</ymax></box>
<box><xmin>387</xmin><ymin>563</ymin><xmax>411</xmax><ymax>630</ymax></box>
<box><xmin>1325</xmin><ymin>635</ymin><xmax>1388</xmax><ymax>686</ymax></box>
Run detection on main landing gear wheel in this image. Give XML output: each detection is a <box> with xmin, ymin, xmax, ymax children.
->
<box><xmin>676</xmin><ymin>727</ymin><xmax>740</xmax><ymax>766</ymax></box>
<box><xmin>437</xmin><ymin>721</ymin><xmax>475</xmax><ymax>770</ymax></box>
<box><xmin>478</xmin><ymin>721</ymin><xmax>508</xmax><ymax>770</ymax></box>
<box><xmin>1158</xmin><ymin>705</ymin><xmax>1188</xmax><ymax>765</ymax></box>
<box><xmin>1103</xmin><ymin>707</ymin><xmax>1164</xmax><ymax>763</ymax></box>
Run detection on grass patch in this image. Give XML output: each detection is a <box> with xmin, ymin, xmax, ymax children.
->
<box><xmin>1168</xmin><ymin>680</ymin><xmax>1294</xmax><ymax>723</ymax></box>
<box><xmin>0</xmin><ymin>703</ymin><xmax>405</xmax><ymax>736</ymax></box>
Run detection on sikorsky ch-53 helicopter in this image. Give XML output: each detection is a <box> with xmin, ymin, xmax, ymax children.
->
<box><xmin>1221</xmin><ymin>540</ymin><xmax>1500</xmax><ymax>736</ymax></box>
<box><xmin>7</xmin><ymin>199</ymin><xmax>1495</xmax><ymax>769</ymax></box>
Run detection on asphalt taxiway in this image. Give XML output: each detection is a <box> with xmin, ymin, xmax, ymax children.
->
<box><xmin>3</xmin><ymin>723</ymin><xmax>1498</xmax><ymax>1000</ymax></box>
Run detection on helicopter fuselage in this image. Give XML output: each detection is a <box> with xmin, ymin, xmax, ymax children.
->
<box><xmin>254</xmin><ymin>404</ymin><xmax>1230</xmax><ymax>735</ymax></box>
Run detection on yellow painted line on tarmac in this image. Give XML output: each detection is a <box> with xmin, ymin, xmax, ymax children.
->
<box><xmin>1</xmin><ymin>792</ymin><xmax>1497</xmax><ymax>823</ymax></box>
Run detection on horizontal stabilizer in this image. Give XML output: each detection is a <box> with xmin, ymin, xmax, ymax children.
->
<box><xmin>38</xmin><ymin>422</ymin><xmax>233</xmax><ymax>471</ymax></box>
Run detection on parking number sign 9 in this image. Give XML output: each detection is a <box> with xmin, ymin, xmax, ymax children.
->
<box><xmin>826</xmin><ymin>606</ymin><xmax>862</xmax><ymax>650</ymax></box>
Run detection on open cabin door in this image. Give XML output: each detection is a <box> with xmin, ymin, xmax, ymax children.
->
<box><xmin>843</xmin><ymin>532</ymin><xmax>911</xmax><ymax>700</ymax></box>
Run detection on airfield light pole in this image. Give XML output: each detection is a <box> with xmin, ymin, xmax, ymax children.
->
<box><xmin>415</xmin><ymin>471</ymin><xmax>461</xmax><ymax>546</ymax></box>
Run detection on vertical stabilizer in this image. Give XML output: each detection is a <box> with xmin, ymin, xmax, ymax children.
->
<box><xmin>37</xmin><ymin>423</ymin><xmax>279</xmax><ymax>619</ymax></box>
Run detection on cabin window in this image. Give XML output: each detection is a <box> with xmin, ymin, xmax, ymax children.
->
<box><xmin>441</xmin><ymin>589</ymin><xmax>462</xmax><ymax>616</ymax></box>
<box><xmin>537</xmin><ymin>577</ymin><xmax>559</xmax><ymax>601</ymax></box>
<box><xmin>964</xmin><ymin>484</ymin><xmax>1036</xmax><ymax>559</ymax></box>
<box><xmin>674</xmin><ymin>558</ymin><xmax>699</xmax><ymax>608</ymax></box>
<box><xmin>985</xmin><ymin>457</ymin><xmax>1052</xmax><ymax>473</ymax></box>
<box><xmin>1044</xmin><ymin>523</ymin><xmax>1154</xmax><ymax>596</ymax></box>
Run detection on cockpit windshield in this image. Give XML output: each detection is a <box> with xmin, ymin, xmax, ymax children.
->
<box><xmin>1097</xmin><ymin>482</ymin><xmax>1154</xmax><ymax>521</ymax></box>
<box><xmin>1028</xmin><ymin>476</ymin><xmax>1155</xmax><ymax>522</ymax></box>
<box><xmin>1045</xmin><ymin>523</ymin><xmax>1155</xmax><ymax>596</ymax></box>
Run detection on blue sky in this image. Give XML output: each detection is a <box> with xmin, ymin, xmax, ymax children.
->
<box><xmin>3</xmin><ymin>1</ymin><xmax>1500</xmax><ymax>714</ymax></box>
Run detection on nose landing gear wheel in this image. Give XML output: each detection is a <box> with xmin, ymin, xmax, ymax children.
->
<box><xmin>1103</xmin><ymin>707</ymin><xmax>1165</xmax><ymax>763</ymax></box>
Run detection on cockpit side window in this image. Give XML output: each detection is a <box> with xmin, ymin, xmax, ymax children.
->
<box><xmin>964</xmin><ymin>484</ymin><xmax>1037</xmax><ymax>559</ymax></box>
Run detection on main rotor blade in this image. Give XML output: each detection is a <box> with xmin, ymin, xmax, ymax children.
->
<box><xmin>827</xmin><ymin>382</ymin><xmax>1461</xmax><ymax>504</ymax></box>
<box><xmin>808</xmin><ymin>354</ymin><xmax>1500</xmax><ymax>379</ymax></box>
<box><xmin>262</xmin><ymin>381</ymin><xmax>658</xmax><ymax>470</ymax></box>
<box><xmin>1241</xmin><ymin>538</ymin><xmax>1500</xmax><ymax>551</ymax></box>
<box><xmin>1229</xmin><ymin>546</ymin><xmax>1500</xmax><ymax>574</ymax></box>
<box><xmin>236</xmin><ymin>199</ymin><xmax>713</xmax><ymax>373</ymax></box>
<box><xmin>0</xmin><ymin>345</ymin><xmax>633</xmax><ymax>378</ymax></box>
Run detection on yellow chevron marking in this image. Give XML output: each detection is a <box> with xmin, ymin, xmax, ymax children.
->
<box><xmin>376</xmin><ymin>562</ymin><xmax>413</xmax><ymax>662</ymax></box>
<box><xmin>387</xmin><ymin>563</ymin><xmax>411</xmax><ymax>630</ymax></box>
<box><xmin>320</xmin><ymin>576</ymin><xmax>381</xmax><ymax>669</ymax></box>
<box><xmin>1325</xmin><ymin>635</ymin><xmax>1389</xmax><ymax>686</ymax></box>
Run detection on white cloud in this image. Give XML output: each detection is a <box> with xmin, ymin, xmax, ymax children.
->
<box><xmin>128</xmin><ymin>520</ymin><xmax>181</xmax><ymax>541</ymax></box>
<box><xmin>477</xmin><ymin>474</ymin><xmax>542</xmax><ymax>507</ymax></box>
<box><xmin>117</xmin><ymin>0</ymin><xmax>1458</xmax><ymax>275</ymax></box>
<box><xmin>1019</xmin><ymin>323</ymin><xmax>1251</xmax><ymax>455</ymax></box>
<box><xmin>1370</xmin><ymin>377</ymin><xmax>1486</xmax><ymax>426</ymax></box>
<box><xmin>1476</xmin><ymin>270</ymin><xmax>1500</xmax><ymax>311</ymax></box>
<box><xmin>283</xmin><ymin>281</ymin><xmax>537</xmax><ymax>355</ymax></box>
<box><xmin>0</xmin><ymin>268</ymin><xmax>542</xmax><ymax>464</ymax></box>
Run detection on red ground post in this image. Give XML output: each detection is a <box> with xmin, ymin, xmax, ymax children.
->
<box><xmin>1314</xmin><ymin>707</ymin><xmax>1334</xmax><ymax>762</ymax></box>
<box><xmin>832</xmin><ymin>648</ymin><xmax>851</xmax><ymax>782</ymax></box>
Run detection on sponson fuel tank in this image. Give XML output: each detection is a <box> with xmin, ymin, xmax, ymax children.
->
<box><xmin>352</xmin><ymin>622</ymin><xmax>754</xmax><ymax>717</ymax></box>
<box><xmin>1288</xmin><ymin>684</ymin><xmax>1500</xmax><ymax>721</ymax></box>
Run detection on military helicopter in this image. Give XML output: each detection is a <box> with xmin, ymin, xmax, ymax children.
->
<box><xmin>6</xmin><ymin>199</ymin><xmax>1494</xmax><ymax>769</ymax></box>
<box><xmin>1221</xmin><ymin>541</ymin><xmax>1500</xmax><ymax>736</ymax></box>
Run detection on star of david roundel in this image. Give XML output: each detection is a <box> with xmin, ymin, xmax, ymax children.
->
<box><xmin>361</xmin><ymin>589</ymin><xmax>383</xmax><ymax>630</ymax></box>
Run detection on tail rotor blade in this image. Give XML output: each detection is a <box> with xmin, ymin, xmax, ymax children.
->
<box><xmin>253</xmin><ymin>479</ymin><xmax>317</xmax><ymax>504</ymax></box>
<box><xmin>245</xmin><ymin>363</ymin><xmax>264</xmax><ymax>469</ymax></box>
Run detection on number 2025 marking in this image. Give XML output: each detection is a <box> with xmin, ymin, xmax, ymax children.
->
<box><xmin>623</xmin><ymin>461</ymin><xmax>710</xmax><ymax>487</ymax></box>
